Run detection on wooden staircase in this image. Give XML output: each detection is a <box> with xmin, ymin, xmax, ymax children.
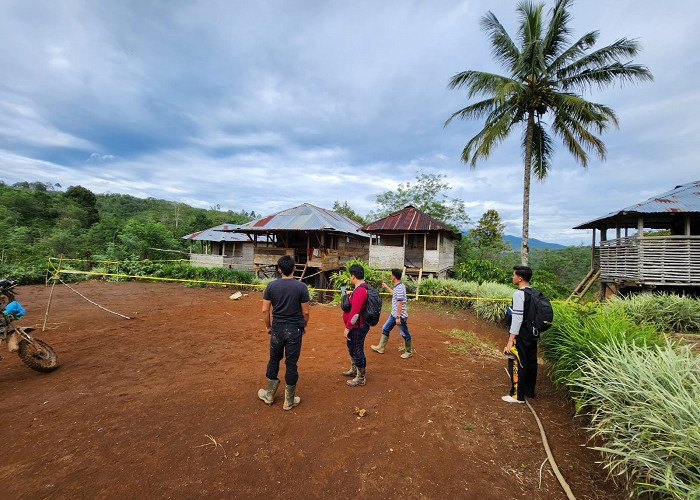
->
<box><xmin>567</xmin><ymin>268</ymin><xmax>601</xmax><ymax>301</ymax></box>
<box><xmin>293</xmin><ymin>263</ymin><xmax>307</xmax><ymax>281</ymax></box>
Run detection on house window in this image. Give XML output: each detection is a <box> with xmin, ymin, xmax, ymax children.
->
<box><xmin>380</xmin><ymin>234</ymin><xmax>403</xmax><ymax>247</ymax></box>
<box><xmin>426</xmin><ymin>233</ymin><xmax>438</xmax><ymax>250</ymax></box>
<box><xmin>233</xmin><ymin>243</ymin><xmax>242</xmax><ymax>257</ymax></box>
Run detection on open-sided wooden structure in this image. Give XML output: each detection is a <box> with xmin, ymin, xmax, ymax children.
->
<box><xmin>360</xmin><ymin>206</ymin><xmax>461</xmax><ymax>278</ymax></box>
<box><xmin>573</xmin><ymin>180</ymin><xmax>700</xmax><ymax>297</ymax></box>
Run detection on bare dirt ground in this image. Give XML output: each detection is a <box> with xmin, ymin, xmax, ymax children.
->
<box><xmin>0</xmin><ymin>281</ymin><xmax>625</xmax><ymax>500</ymax></box>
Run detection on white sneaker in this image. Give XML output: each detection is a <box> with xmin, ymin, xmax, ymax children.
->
<box><xmin>501</xmin><ymin>395</ymin><xmax>525</xmax><ymax>404</ymax></box>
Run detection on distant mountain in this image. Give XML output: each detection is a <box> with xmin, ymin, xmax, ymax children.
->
<box><xmin>503</xmin><ymin>235</ymin><xmax>565</xmax><ymax>250</ymax></box>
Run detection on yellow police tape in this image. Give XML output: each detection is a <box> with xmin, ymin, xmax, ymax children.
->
<box><xmin>47</xmin><ymin>257</ymin><xmax>515</xmax><ymax>302</ymax></box>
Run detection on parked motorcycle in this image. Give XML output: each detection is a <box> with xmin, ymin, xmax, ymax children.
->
<box><xmin>0</xmin><ymin>279</ymin><xmax>59</xmax><ymax>373</ymax></box>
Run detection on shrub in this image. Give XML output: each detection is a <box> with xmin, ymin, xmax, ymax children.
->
<box><xmin>540</xmin><ymin>302</ymin><xmax>664</xmax><ymax>395</ymax></box>
<box><xmin>454</xmin><ymin>259</ymin><xmax>509</xmax><ymax>284</ymax></box>
<box><xmin>575</xmin><ymin>341</ymin><xmax>700</xmax><ymax>499</ymax></box>
<box><xmin>329</xmin><ymin>259</ymin><xmax>384</xmax><ymax>289</ymax></box>
<box><xmin>471</xmin><ymin>282</ymin><xmax>512</xmax><ymax>323</ymax></box>
<box><xmin>605</xmin><ymin>293</ymin><xmax>700</xmax><ymax>333</ymax></box>
<box><xmin>0</xmin><ymin>262</ymin><xmax>49</xmax><ymax>285</ymax></box>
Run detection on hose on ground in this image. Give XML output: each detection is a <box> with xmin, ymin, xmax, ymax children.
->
<box><xmin>505</xmin><ymin>367</ymin><xmax>576</xmax><ymax>500</ymax></box>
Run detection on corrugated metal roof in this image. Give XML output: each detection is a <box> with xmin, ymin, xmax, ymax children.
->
<box><xmin>237</xmin><ymin>203</ymin><xmax>369</xmax><ymax>236</ymax></box>
<box><xmin>574</xmin><ymin>180</ymin><xmax>700</xmax><ymax>229</ymax></box>
<box><xmin>182</xmin><ymin>224</ymin><xmax>258</xmax><ymax>242</ymax></box>
<box><xmin>361</xmin><ymin>205</ymin><xmax>461</xmax><ymax>239</ymax></box>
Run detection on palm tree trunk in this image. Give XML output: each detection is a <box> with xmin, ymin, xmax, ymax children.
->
<box><xmin>521</xmin><ymin>113</ymin><xmax>534</xmax><ymax>266</ymax></box>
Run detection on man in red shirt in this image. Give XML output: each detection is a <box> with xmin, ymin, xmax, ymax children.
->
<box><xmin>341</xmin><ymin>264</ymin><xmax>370</xmax><ymax>387</ymax></box>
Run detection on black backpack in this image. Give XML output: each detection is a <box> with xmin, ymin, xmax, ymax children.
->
<box><xmin>359</xmin><ymin>283</ymin><xmax>382</xmax><ymax>327</ymax></box>
<box><xmin>523</xmin><ymin>288</ymin><xmax>554</xmax><ymax>336</ymax></box>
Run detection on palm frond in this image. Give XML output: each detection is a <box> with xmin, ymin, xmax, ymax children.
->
<box><xmin>549</xmin><ymin>31</ymin><xmax>598</xmax><ymax>74</ymax></box>
<box><xmin>542</xmin><ymin>0</ymin><xmax>574</xmax><ymax>64</ymax></box>
<box><xmin>525</xmin><ymin>120</ymin><xmax>554</xmax><ymax>180</ymax></box>
<box><xmin>447</xmin><ymin>71</ymin><xmax>518</xmax><ymax>99</ymax></box>
<box><xmin>480</xmin><ymin>12</ymin><xmax>520</xmax><ymax>71</ymax></box>
<box><xmin>444</xmin><ymin>97</ymin><xmax>500</xmax><ymax>126</ymax></box>
<box><xmin>550</xmin><ymin>94</ymin><xmax>616</xmax><ymax>166</ymax></box>
<box><xmin>561</xmin><ymin>62</ymin><xmax>654</xmax><ymax>92</ymax></box>
<box><xmin>558</xmin><ymin>38</ymin><xmax>653</xmax><ymax>90</ymax></box>
<box><xmin>462</xmin><ymin>104</ymin><xmax>519</xmax><ymax>167</ymax></box>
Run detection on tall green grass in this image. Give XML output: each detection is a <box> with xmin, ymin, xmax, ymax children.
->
<box><xmin>471</xmin><ymin>282</ymin><xmax>512</xmax><ymax>323</ymax></box>
<box><xmin>574</xmin><ymin>342</ymin><xmax>700</xmax><ymax>499</ymax></box>
<box><xmin>412</xmin><ymin>278</ymin><xmax>480</xmax><ymax>308</ymax></box>
<box><xmin>540</xmin><ymin>302</ymin><xmax>664</xmax><ymax>396</ymax></box>
<box><xmin>604</xmin><ymin>293</ymin><xmax>700</xmax><ymax>333</ymax></box>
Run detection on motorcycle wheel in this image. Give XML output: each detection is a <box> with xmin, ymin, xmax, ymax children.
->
<box><xmin>17</xmin><ymin>338</ymin><xmax>59</xmax><ymax>373</ymax></box>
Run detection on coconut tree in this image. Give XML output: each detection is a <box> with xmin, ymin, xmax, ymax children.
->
<box><xmin>445</xmin><ymin>0</ymin><xmax>652</xmax><ymax>265</ymax></box>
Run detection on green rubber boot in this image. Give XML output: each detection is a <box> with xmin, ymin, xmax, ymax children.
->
<box><xmin>346</xmin><ymin>366</ymin><xmax>366</xmax><ymax>387</ymax></box>
<box><xmin>342</xmin><ymin>362</ymin><xmax>357</xmax><ymax>377</ymax></box>
<box><xmin>400</xmin><ymin>340</ymin><xmax>413</xmax><ymax>359</ymax></box>
<box><xmin>283</xmin><ymin>384</ymin><xmax>301</xmax><ymax>410</ymax></box>
<box><xmin>370</xmin><ymin>334</ymin><xmax>389</xmax><ymax>354</ymax></box>
<box><xmin>258</xmin><ymin>378</ymin><xmax>280</xmax><ymax>405</ymax></box>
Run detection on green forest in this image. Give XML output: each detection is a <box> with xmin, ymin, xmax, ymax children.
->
<box><xmin>0</xmin><ymin>181</ymin><xmax>591</xmax><ymax>298</ymax></box>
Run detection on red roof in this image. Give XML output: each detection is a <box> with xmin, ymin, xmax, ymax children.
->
<box><xmin>361</xmin><ymin>206</ymin><xmax>460</xmax><ymax>239</ymax></box>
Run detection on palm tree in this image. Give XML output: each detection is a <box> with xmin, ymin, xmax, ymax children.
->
<box><xmin>445</xmin><ymin>0</ymin><xmax>653</xmax><ymax>265</ymax></box>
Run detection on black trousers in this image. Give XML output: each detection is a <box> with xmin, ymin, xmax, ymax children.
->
<box><xmin>266</xmin><ymin>323</ymin><xmax>304</xmax><ymax>386</ymax></box>
<box><xmin>508</xmin><ymin>336</ymin><xmax>538</xmax><ymax>400</ymax></box>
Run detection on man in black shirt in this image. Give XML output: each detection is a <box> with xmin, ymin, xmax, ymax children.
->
<box><xmin>258</xmin><ymin>255</ymin><xmax>310</xmax><ymax>410</ymax></box>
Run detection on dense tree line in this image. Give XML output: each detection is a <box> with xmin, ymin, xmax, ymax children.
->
<box><xmin>0</xmin><ymin>181</ymin><xmax>253</xmax><ymax>279</ymax></box>
<box><xmin>0</xmin><ymin>179</ymin><xmax>591</xmax><ymax>298</ymax></box>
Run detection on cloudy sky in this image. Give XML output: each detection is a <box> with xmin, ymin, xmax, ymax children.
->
<box><xmin>1</xmin><ymin>0</ymin><xmax>698</xmax><ymax>245</ymax></box>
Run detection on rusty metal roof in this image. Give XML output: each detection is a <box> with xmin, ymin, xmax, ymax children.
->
<box><xmin>361</xmin><ymin>206</ymin><xmax>461</xmax><ymax>239</ymax></box>
<box><xmin>236</xmin><ymin>203</ymin><xmax>369</xmax><ymax>236</ymax></box>
<box><xmin>182</xmin><ymin>224</ymin><xmax>260</xmax><ymax>242</ymax></box>
<box><xmin>574</xmin><ymin>180</ymin><xmax>700</xmax><ymax>229</ymax></box>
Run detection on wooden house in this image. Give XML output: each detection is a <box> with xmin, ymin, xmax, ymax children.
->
<box><xmin>573</xmin><ymin>180</ymin><xmax>700</xmax><ymax>297</ymax></box>
<box><xmin>233</xmin><ymin>203</ymin><xmax>370</xmax><ymax>287</ymax></box>
<box><xmin>182</xmin><ymin>224</ymin><xmax>270</xmax><ymax>272</ymax></box>
<box><xmin>360</xmin><ymin>206</ymin><xmax>461</xmax><ymax>278</ymax></box>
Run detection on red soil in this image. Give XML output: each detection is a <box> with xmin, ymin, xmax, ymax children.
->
<box><xmin>0</xmin><ymin>281</ymin><xmax>624</xmax><ymax>499</ymax></box>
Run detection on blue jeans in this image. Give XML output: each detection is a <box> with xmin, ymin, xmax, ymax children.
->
<box><xmin>382</xmin><ymin>315</ymin><xmax>411</xmax><ymax>341</ymax></box>
<box><xmin>346</xmin><ymin>325</ymin><xmax>370</xmax><ymax>369</ymax></box>
<box><xmin>266</xmin><ymin>323</ymin><xmax>304</xmax><ymax>385</ymax></box>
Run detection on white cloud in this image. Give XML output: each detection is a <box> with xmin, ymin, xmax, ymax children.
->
<box><xmin>0</xmin><ymin>0</ymin><xmax>697</xmax><ymax>246</ymax></box>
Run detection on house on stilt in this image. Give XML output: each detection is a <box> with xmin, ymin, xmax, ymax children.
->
<box><xmin>571</xmin><ymin>180</ymin><xmax>700</xmax><ymax>299</ymax></box>
<box><xmin>360</xmin><ymin>205</ymin><xmax>461</xmax><ymax>279</ymax></box>
<box><xmin>233</xmin><ymin>203</ymin><xmax>370</xmax><ymax>288</ymax></box>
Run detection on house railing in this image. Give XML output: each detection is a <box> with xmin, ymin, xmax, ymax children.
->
<box><xmin>253</xmin><ymin>247</ymin><xmax>295</xmax><ymax>266</ymax></box>
<box><xmin>188</xmin><ymin>253</ymin><xmax>254</xmax><ymax>271</ymax></box>
<box><xmin>598</xmin><ymin>235</ymin><xmax>700</xmax><ymax>285</ymax></box>
<box><xmin>253</xmin><ymin>247</ymin><xmax>340</xmax><ymax>270</ymax></box>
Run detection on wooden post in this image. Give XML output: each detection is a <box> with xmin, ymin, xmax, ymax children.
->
<box><xmin>43</xmin><ymin>256</ymin><xmax>63</xmax><ymax>332</ymax></box>
<box><xmin>415</xmin><ymin>268</ymin><xmax>423</xmax><ymax>300</ymax></box>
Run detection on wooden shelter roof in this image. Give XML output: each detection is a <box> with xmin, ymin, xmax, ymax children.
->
<box><xmin>235</xmin><ymin>203</ymin><xmax>369</xmax><ymax>237</ymax></box>
<box><xmin>574</xmin><ymin>180</ymin><xmax>700</xmax><ymax>230</ymax></box>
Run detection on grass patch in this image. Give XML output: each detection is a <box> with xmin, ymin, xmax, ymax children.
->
<box><xmin>445</xmin><ymin>329</ymin><xmax>500</xmax><ymax>359</ymax></box>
